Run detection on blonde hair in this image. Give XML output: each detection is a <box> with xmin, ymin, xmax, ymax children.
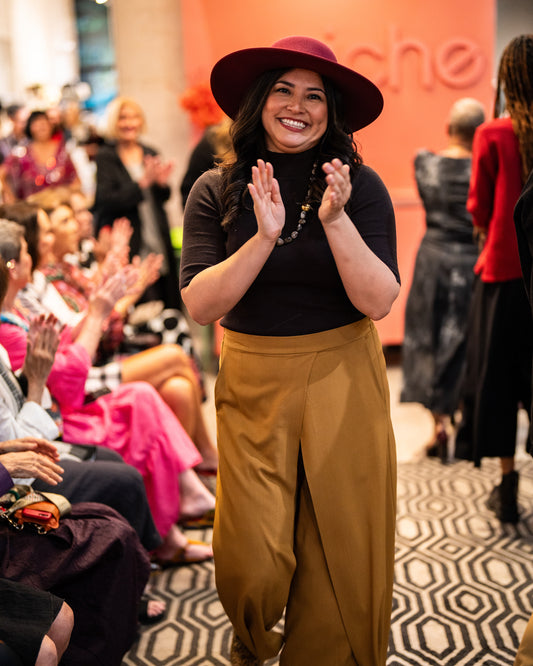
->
<box><xmin>27</xmin><ymin>185</ymin><xmax>75</xmax><ymax>214</ymax></box>
<box><xmin>104</xmin><ymin>96</ymin><xmax>147</xmax><ymax>140</ymax></box>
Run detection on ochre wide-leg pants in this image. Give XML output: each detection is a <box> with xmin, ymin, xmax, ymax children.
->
<box><xmin>213</xmin><ymin>319</ymin><xmax>397</xmax><ymax>665</ymax></box>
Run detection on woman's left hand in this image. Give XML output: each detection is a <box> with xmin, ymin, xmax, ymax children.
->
<box><xmin>0</xmin><ymin>437</ymin><xmax>60</xmax><ymax>460</ymax></box>
<box><xmin>154</xmin><ymin>158</ymin><xmax>175</xmax><ymax>186</ymax></box>
<box><xmin>318</xmin><ymin>159</ymin><xmax>352</xmax><ymax>226</ymax></box>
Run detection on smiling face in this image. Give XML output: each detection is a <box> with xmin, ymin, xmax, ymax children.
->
<box><xmin>115</xmin><ymin>102</ymin><xmax>144</xmax><ymax>144</ymax></box>
<box><xmin>70</xmin><ymin>191</ymin><xmax>93</xmax><ymax>240</ymax></box>
<box><xmin>11</xmin><ymin>237</ymin><xmax>33</xmax><ymax>287</ymax></box>
<box><xmin>261</xmin><ymin>68</ymin><xmax>328</xmax><ymax>154</ymax></box>
<box><xmin>29</xmin><ymin>114</ymin><xmax>53</xmax><ymax>142</ymax></box>
<box><xmin>49</xmin><ymin>205</ymin><xmax>80</xmax><ymax>259</ymax></box>
<box><xmin>37</xmin><ymin>208</ymin><xmax>55</xmax><ymax>266</ymax></box>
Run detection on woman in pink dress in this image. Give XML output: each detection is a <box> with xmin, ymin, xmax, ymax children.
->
<box><xmin>6</xmin><ymin>195</ymin><xmax>218</xmax><ymax>474</ymax></box>
<box><xmin>0</xmin><ymin>219</ymin><xmax>214</xmax><ymax>565</ymax></box>
<box><xmin>0</xmin><ymin>110</ymin><xmax>80</xmax><ymax>203</ymax></box>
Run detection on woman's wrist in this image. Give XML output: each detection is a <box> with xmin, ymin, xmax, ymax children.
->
<box><xmin>26</xmin><ymin>381</ymin><xmax>45</xmax><ymax>404</ymax></box>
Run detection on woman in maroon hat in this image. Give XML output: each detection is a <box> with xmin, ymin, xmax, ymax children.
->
<box><xmin>180</xmin><ymin>36</ymin><xmax>400</xmax><ymax>666</ymax></box>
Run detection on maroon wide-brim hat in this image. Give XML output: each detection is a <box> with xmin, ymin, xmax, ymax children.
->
<box><xmin>210</xmin><ymin>35</ymin><xmax>384</xmax><ymax>133</ymax></box>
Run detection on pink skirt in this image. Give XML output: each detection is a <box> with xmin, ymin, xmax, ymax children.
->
<box><xmin>61</xmin><ymin>381</ymin><xmax>202</xmax><ymax>537</ymax></box>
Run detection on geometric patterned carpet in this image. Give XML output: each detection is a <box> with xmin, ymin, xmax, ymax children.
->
<box><xmin>122</xmin><ymin>456</ymin><xmax>533</xmax><ymax>665</ymax></box>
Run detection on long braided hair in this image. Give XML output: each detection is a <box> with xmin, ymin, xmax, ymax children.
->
<box><xmin>494</xmin><ymin>34</ymin><xmax>533</xmax><ymax>181</ymax></box>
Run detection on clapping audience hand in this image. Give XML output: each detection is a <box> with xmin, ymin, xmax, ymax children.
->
<box><xmin>154</xmin><ymin>158</ymin><xmax>175</xmax><ymax>186</ymax></box>
<box><xmin>93</xmin><ymin>218</ymin><xmax>132</xmax><ymax>267</ymax></box>
<box><xmin>23</xmin><ymin>314</ymin><xmax>62</xmax><ymax>403</ymax></box>
<box><xmin>89</xmin><ymin>266</ymin><xmax>140</xmax><ymax>320</ymax></box>
<box><xmin>130</xmin><ymin>253</ymin><xmax>163</xmax><ymax>294</ymax></box>
<box><xmin>110</xmin><ymin>217</ymin><xmax>134</xmax><ymax>256</ymax></box>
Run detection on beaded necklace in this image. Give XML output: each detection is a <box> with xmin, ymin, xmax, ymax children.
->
<box><xmin>276</xmin><ymin>161</ymin><xmax>318</xmax><ymax>246</ymax></box>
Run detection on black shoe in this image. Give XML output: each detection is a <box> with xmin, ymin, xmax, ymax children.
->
<box><xmin>487</xmin><ymin>471</ymin><xmax>520</xmax><ymax>524</ymax></box>
<box><xmin>426</xmin><ymin>430</ymin><xmax>448</xmax><ymax>464</ymax></box>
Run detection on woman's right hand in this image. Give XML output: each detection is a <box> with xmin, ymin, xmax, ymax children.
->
<box><xmin>247</xmin><ymin>160</ymin><xmax>286</xmax><ymax>243</ymax></box>
<box><xmin>88</xmin><ymin>266</ymin><xmax>139</xmax><ymax>320</ymax></box>
<box><xmin>23</xmin><ymin>315</ymin><xmax>61</xmax><ymax>401</ymax></box>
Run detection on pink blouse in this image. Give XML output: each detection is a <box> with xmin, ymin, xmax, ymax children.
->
<box><xmin>3</xmin><ymin>140</ymin><xmax>78</xmax><ymax>200</ymax></box>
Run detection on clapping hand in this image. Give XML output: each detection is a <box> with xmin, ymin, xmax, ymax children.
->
<box><xmin>140</xmin><ymin>155</ymin><xmax>175</xmax><ymax>188</ymax></box>
<box><xmin>129</xmin><ymin>253</ymin><xmax>163</xmax><ymax>295</ymax></box>
<box><xmin>319</xmin><ymin>158</ymin><xmax>352</xmax><ymax>226</ymax></box>
<box><xmin>23</xmin><ymin>314</ymin><xmax>62</xmax><ymax>402</ymax></box>
<box><xmin>88</xmin><ymin>265</ymin><xmax>140</xmax><ymax>320</ymax></box>
<box><xmin>247</xmin><ymin>159</ymin><xmax>286</xmax><ymax>243</ymax></box>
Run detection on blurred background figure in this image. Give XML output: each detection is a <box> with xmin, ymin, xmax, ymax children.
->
<box><xmin>92</xmin><ymin>96</ymin><xmax>179</xmax><ymax>310</ymax></box>
<box><xmin>0</xmin><ymin>110</ymin><xmax>80</xmax><ymax>203</ymax></box>
<box><xmin>400</xmin><ymin>97</ymin><xmax>486</xmax><ymax>462</ymax></box>
<box><xmin>454</xmin><ymin>34</ymin><xmax>533</xmax><ymax>524</ymax></box>
<box><xmin>178</xmin><ymin>81</ymin><xmax>231</xmax><ymax>209</ymax></box>
<box><xmin>180</xmin><ymin>116</ymin><xmax>232</xmax><ymax>209</ymax></box>
<box><xmin>0</xmin><ymin>104</ymin><xmax>29</xmax><ymax>165</ymax></box>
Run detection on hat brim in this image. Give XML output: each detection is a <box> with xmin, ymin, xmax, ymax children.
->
<box><xmin>210</xmin><ymin>46</ymin><xmax>384</xmax><ymax>133</ymax></box>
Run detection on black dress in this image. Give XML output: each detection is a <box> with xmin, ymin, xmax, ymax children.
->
<box><xmin>0</xmin><ymin>579</ymin><xmax>63</xmax><ymax>666</ymax></box>
<box><xmin>400</xmin><ymin>150</ymin><xmax>478</xmax><ymax>415</ymax></box>
<box><xmin>93</xmin><ymin>141</ymin><xmax>180</xmax><ymax>310</ymax></box>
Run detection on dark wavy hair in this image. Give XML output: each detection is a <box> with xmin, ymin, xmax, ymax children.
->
<box><xmin>25</xmin><ymin>110</ymin><xmax>50</xmax><ymax>140</ymax></box>
<box><xmin>219</xmin><ymin>68</ymin><xmax>362</xmax><ymax>230</ymax></box>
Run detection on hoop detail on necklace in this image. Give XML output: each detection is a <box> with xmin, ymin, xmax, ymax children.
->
<box><xmin>276</xmin><ymin>161</ymin><xmax>317</xmax><ymax>246</ymax></box>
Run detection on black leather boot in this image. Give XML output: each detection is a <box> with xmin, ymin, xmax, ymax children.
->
<box><xmin>487</xmin><ymin>470</ymin><xmax>519</xmax><ymax>524</ymax></box>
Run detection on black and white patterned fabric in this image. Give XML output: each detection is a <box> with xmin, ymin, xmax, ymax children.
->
<box><xmin>121</xmin><ymin>456</ymin><xmax>533</xmax><ymax>665</ymax></box>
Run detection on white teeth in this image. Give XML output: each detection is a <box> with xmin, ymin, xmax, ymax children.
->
<box><xmin>280</xmin><ymin>118</ymin><xmax>306</xmax><ymax>129</ymax></box>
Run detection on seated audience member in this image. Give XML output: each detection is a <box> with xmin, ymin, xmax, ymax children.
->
<box><xmin>0</xmin><ymin>104</ymin><xmax>29</xmax><ymax>164</ymax></box>
<box><xmin>0</xmin><ymin>228</ymin><xmax>214</xmax><ymax>562</ymax></box>
<box><xmin>0</xmin><ymin>441</ymin><xmax>73</xmax><ymax>666</ymax></box>
<box><xmin>0</xmin><ymin>578</ymin><xmax>73</xmax><ymax>666</ymax></box>
<box><xmin>5</xmin><ymin>197</ymin><xmax>217</xmax><ymax>473</ymax></box>
<box><xmin>0</xmin><ymin>110</ymin><xmax>80</xmax><ymax>204</ymax></box>
<box><xmin>67</xmin><ymin>188</ymin><xmax>202</xmax><ymax>367</ymax></box>
<box><xmin>0</xmin><ymin>437</ymin><xmax>151</xmax><ymax>666</ymax></box>
<box><xmin>0</xmin><ymin>255</ymin><xmax>162</xmax><ymax>552</ymax></box>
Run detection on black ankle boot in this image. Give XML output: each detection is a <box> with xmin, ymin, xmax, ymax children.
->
<box><xmin>487</xmin><ymin>471</ymin><xmax>519</xmax><ymax>524</ymax></box>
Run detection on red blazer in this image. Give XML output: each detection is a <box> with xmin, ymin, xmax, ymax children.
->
<box><xmin>468</xmin><ymin>117</ymin><xmax>524</xmax><ymax>282</ymax></box>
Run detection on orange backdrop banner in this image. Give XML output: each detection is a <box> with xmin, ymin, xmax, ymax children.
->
<box><xmin>180</xmin><ymin>0</ymin><xmax>496</xmax><ymax>344</ymax></box>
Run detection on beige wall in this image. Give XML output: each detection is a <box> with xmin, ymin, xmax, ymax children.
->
<box><xmin>0</xmin><ymin>0</ymin><xmax>78</xmax><ymax>105</ymax></box>
<box><xmin>109</xmin><ymin>0</ymin><xmax>190</xmax><ymax>228</ymax></box>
